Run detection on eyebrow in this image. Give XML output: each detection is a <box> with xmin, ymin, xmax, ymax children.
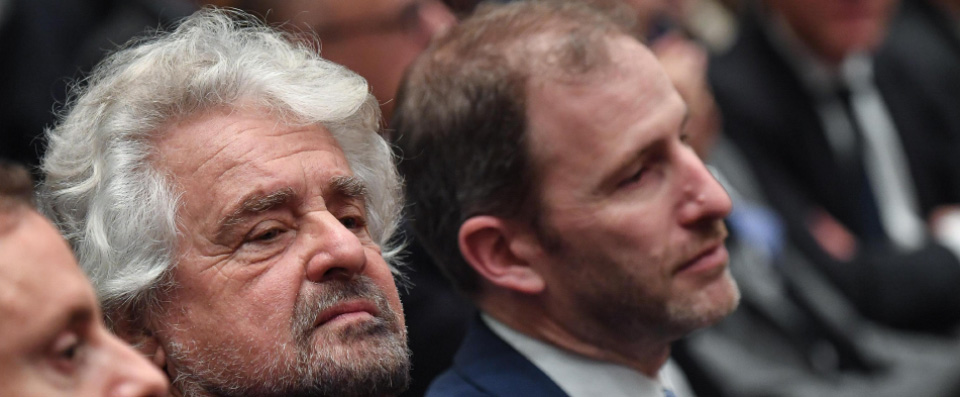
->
<box><xmin>214</xmin><ymin>177</ymin><xmax>368</xmax><ymax>238</ymax></box>
<box><xmin>602</xmin><ymin>105</ymin><xmax>692</xmax><ymax>190</ymax></box>
<box><xmin>66</xmin><ymin>306</ymin><xmax>95</xmax><ymax>329</ymax></box>
<box><xmin>36</xmin><ymin>304</ymin><xmax>95</xmax><ymax>350</ymax></box>
<box><xmin>330</xmin><ymin>175</ymin><xmax>368</xmax><ymax>201</ymax></box>
<box><xmin>217</xmin><ymin>188</ymin><xmax>297</xmax><ymax>236</ymax></box>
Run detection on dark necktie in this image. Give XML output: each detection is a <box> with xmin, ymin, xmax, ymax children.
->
<box><xmin>836</xmin><ymin>86</ymin><xmax>886</xmax><ymax>243</ymax></box>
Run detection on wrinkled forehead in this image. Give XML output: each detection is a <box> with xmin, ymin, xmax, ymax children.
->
<box><xmin>153</xmin><ymin>106</ymin><xmax>350</xmax><ymax>178</ymax></box>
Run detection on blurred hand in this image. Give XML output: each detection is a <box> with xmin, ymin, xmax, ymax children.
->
<box><xmin>808</xmin><ymin>209</ymin><xmax>859</xmax><ymax>261</ymax></box>
<box><xmin>929</xmin><ymin>204</ymin><xmax>960</xmax><ymax>251</ymax></box>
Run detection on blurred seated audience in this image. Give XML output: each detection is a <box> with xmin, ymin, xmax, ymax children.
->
<box><xmin>0</xmin><ymin>161</ymin><xmax>169</xmax><ymax>397</ymax></box>
<box><xmin>709</xmin><ymin>0</ymin><xmax>960</xmax><ymax>333</ymax></box>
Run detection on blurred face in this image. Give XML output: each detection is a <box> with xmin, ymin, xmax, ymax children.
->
<box><xmin>0</xmin><ymin>210</ymin><xmax>168</xmax><ymax>397</ymax></box>
<box><xmin>769</xmin><ymin>0</ymin><xmax>899</xmax><ymax>63</ymax></box>
<box><xmin>150</xmin><ymin>107</ymin><xmax>409</xmax><ymax>396</ymax></box>
<box><xmin>525</xmin><ymin>36</ymin><xmax>739</xmax><ymax>349</ymax></box>
<box><xmin>260</xmin><ymin>0</ymin><xmax>456</xmax><ymax>121</ymax></box>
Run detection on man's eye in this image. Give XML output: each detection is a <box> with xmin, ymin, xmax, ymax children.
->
<box><xmin>250</xmin><ymin>228</ymin><xmax>285</xmax><ymax>242</ymax></box>
<box><xmin>340</xmin><ymin>215</ymin><xmax>366</xmax><ymax>230</ymax></box>
<box><xmin>49</xmin><ymin>331</ymin><xmax>84</xmax><ymax>374</ymax></box>
<box><xmin>619</xmin><ymin>168</ymin><xmax>646</xmax><ymax>188</ymax></box>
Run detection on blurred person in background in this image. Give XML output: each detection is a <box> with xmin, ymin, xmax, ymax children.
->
<box><xmin>1</xmin><ymin>161</ymin><xmax>169</xmax><ymax>397</ymax></box>
<box><xmin>226</xmin><ymin>0</ymin><xmax>456</xmax><ymax>122</ymax></box>
<box><xmin>709</xmin><ymin>0</ymin><xmax>960</xmax><ymax>333</ymax></box>
<box><xmin>1</xmin><ymin>0</ymin><xmax>452</xmax><ymax>174</ymax></box>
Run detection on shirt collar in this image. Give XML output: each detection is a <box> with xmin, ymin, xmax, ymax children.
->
<box><xmin>481</xmin><ymin>313</ymin><xmax>670</xmax><ymax>397</ymax></box>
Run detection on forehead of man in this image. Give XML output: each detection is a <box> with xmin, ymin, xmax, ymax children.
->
<box><xmin>154</xmin><ymin>107</ymin><xmax>351</xmax><ymax>195</ymax></box>
<box><xmin>0</xmin><ymin>211</ymin><xmax>95</xmax><ymax>354</ymax></box>
<box><xmin>152</xmin><ymin>107</ymin><xmax>356</xmax><ymax>243</ymax></box>
<box><xmin>525</xmin><ymin>35</ymin><xmax>683</xmax><ymax>197</ymax></box>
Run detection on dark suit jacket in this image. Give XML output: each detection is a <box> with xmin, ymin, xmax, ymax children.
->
<box><xmin>881</xmin><ymin>0</ymin><xmax>960</xmax><ymax>143</ymax></box>
<box><xmin>709</xmin><ymin>6</ymin><xmax>960</xmax><ymax>332</ymax></box>
<box><xmin>398</xmin><ymin>224</ymin><xmax>473</xmax><ymax>397</ymax></box>
<box><xmin>0</xmin><ymin>0</ymin><xmax>194</xmax><ymax>173</ymax></box>
<box><xmin>426</xmin><ymin>317</ymin><xmax>569</xmax><ymax>397</ymax></box>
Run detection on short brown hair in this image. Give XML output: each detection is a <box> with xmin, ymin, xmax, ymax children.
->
<box><xmin>0</xmin><ymin>160</ymin><xmax>34</xmax><ymax>210</ymax></box>
<box><xmin>392</xmin><ymin>0</ymin><xmax>634</xmax><ymax>295</ymax></box>
<box><xmin>0</xmin><ymin>160</ymin><xmax>35</xmax><ymax>232</ymax></box>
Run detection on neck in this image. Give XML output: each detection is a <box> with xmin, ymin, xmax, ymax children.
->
<box><xmin>479</xmin><ymin>292</ymin><xmax>671</xmax><ymax>377</ymax></box>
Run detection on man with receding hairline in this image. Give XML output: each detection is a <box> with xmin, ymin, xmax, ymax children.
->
<box><xmin>392</xmin><ymin>2</ymin><xmax>739</xmax><ymax>396</ymax></box>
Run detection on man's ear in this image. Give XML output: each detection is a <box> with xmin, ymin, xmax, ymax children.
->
<box><xmin>458</xmin><ymin>215</ymin><xmax>545</xmax><ymax>294</ymax></box>
<box><xmin>113</xmin><ymin>318</ymin><xmax>167</xmax><ymax>370</ymax></box>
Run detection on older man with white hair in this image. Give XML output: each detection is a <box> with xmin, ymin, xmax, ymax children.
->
<box><xmin>39</xmin><ymin>9</ymin><xmax>409</xmax><ymax>397</ymax></box>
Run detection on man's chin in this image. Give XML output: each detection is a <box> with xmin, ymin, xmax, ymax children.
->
<box><xmin>669</xmin><ymin>270</ymin><xmax>740</xmax><ymax>331</ymax></box>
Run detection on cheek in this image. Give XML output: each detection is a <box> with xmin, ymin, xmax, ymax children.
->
<box><xmin>0</xmin><ymin>366</ymin><xmax>39</xmax><ymax>397</ymax></box>
<box><xmin>163</xmin><ymin>260</ymin><xmax>301</xmax><ymax>340</ymax></box>
<box><xmin>364</xmin><ymin>254</ymin><xmax>404</xmax><ymax>321</ymax></box>
<box><xmin>608</xmin><ymin>210</ymin><xmax>672</xmax><ymax>258</ymax></box>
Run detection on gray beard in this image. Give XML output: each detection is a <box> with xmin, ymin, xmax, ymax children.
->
<box><xmin>165</xmin><ymin>276</ymin><xmax>411</xmax><ymax>397</ymax></box>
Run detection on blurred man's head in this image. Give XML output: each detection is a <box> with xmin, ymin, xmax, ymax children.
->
<box><xmin>393</xmin><ymin>0</ymin><xmax>737</xmax><ymax>375</ymax></box>
<box><xmin>0</xmin><ymin>163</ymin><xmax>168</xmax><ymax>397</ymax></box>
<box><xmin>40</xmin><ymin>9</ymin><xmax>409</xmax><ymax>396</ymax></box>
<box><xmin>765</xmin><ymin>0</ymin><xmax>900</xmax><ymax>64</ymax></box>
<box><xmin>235</xmin><ymin>0</ymin><xmax>456</xmax><ymax>121</ymax></box>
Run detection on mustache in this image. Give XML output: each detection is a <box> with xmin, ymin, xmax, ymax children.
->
<box><xmin>680</xmin><ymin>219</ymin><xmax>728</xmax><ymax>261</ymax></box>
<box><xmin>291</xmin><ymin>276</ymin><xmax>395</xmax><ymax>339</ymax></box>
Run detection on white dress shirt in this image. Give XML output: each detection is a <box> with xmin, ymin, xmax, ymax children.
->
<box><xmin>482</xmin><ymin>313</ymin><xmax>693</xmax><ymax>397</ymax></box>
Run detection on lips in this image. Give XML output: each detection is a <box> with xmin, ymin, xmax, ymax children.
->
<box><xmin>674</xmin><ymin>241</ymin><xmax>729</xmax><ymax>276</ymax></box>
<box><xmin>313</xmin><ymin>299</ymin><xmax>380</xmax><ymax>328</ymax></box>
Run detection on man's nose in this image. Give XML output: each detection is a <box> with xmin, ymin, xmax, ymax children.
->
<box><xmin>676</xmin><ymin>147</ymin><xmax>733</xmax><ymax>226</ymax></box>
<box><xmin>105</xmin><ymin>332</ymin><xmax>168</xmax><ymax>397</ymax></box>
<box><xmin>303</xmin><ymin>212</ymin><xmax>368</xmax><ymax>283</ymax></box>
